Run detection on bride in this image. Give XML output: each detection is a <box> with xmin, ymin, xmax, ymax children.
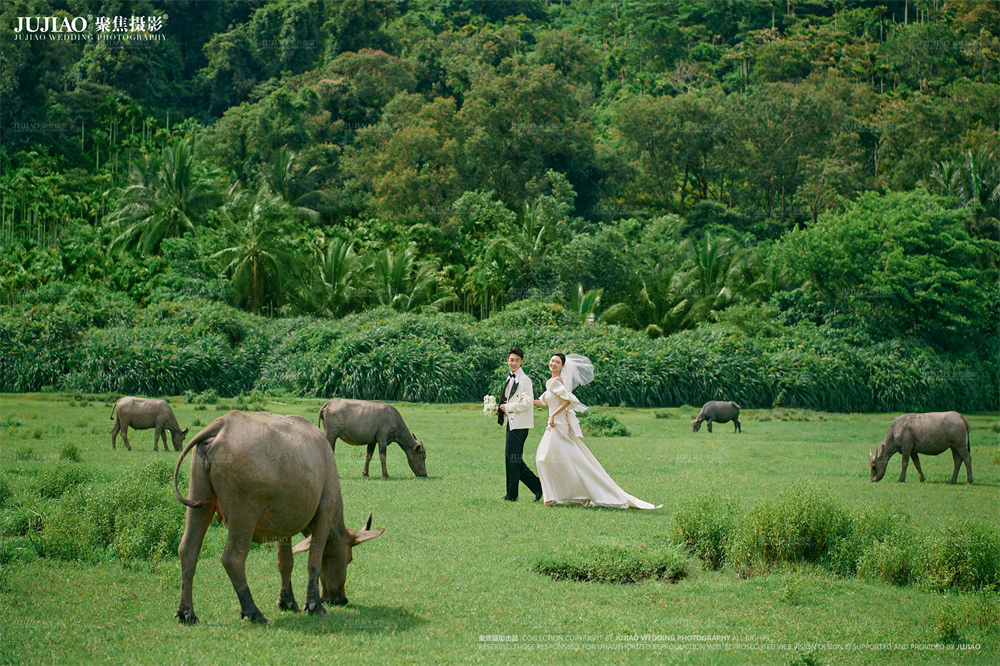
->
<box><xmin>534</xmin><ymin>353</ymin><xmax>660</xmax><ymax>510</ymax></box>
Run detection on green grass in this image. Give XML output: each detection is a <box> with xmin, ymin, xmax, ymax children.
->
<box><xmin>1</xmin><ymin>394</ymin><xmax>998</xmax><ymax>664</ymax></box>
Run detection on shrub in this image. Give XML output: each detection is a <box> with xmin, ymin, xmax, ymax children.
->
<box><xmin>856</xmin><ymin>531</ymin><xmax>922</xmax><ymax>587</ymax></box>
<box><xmin>728</xmin><ymin>486</ymin><xmax>850</xmax><ymax>577</ymax></box>
<box><xmin>671</xmin><ymin>492</ymin><xmax>738</xmax><ymax>570</ymax></box>
<box><xmin>581</xmin><ymin>412</ymin><xmax>629</xmax><ymax>437</ymax></box>
<box><xmin>823</xmin><ymin>500</ymin><xmax>911</xmax><ymax>578</ymax></box>
<box><xmin>919</xmin><ymin>520</ymin><xmax>1000</xmax><ymax>592</ymax></box>
<box><xmin>184</xmin><ymin>388</ymin><xmax>219</xmax><ymax>404</ymax></box>
<box><xmin>535</xmin><ymin>544</ymin><xmax>689</xmax><ymax>585</ymax></box>
<box><xmin>58</xmin><ymin>442</ymin><xmax>82</xmax><ymax>462</ymax></box>
<box><xmin>38</xmin><ymin>460</ymin><xmax>183</xmax><ymax>566</ymax></box>
<box><xmin>34</xmin><ymin>463</ymin><xmax>89</xmax><ymax>499</ymax></box>
<box><xmin>40</xmin><ymin>486</ymin><xmax>100</xmax><ymax>561</ymax></box>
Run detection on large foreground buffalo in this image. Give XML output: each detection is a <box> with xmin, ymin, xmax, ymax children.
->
<box><xmin>870</xmin><ymin>411</ymin><xmax>972</xmax><ymax>484</ymax></box>
<box><xmin>172</xmin><ymin>411</ymin><xmax>384</xmax><ymax>625</ymax></box>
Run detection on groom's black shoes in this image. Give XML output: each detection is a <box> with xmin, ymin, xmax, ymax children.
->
<box><xmin>534</xmin><ymin>491</ymin><xmax>543</xmax><ymax>502</ymax></box>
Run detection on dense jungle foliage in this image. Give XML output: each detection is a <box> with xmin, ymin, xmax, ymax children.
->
<box><xmin>1</xmin><ymin>0</ymin><xmax>997</xmax><ymax>409</ymax></box>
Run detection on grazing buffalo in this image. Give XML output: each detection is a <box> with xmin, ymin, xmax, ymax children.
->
<box><xmin>173</xmin><ymin>411</ymin><xmax>384</xmax><ymax>625</ymax></box>
<box><xmin>870</xmin><ymin>411</ymin><xmax>972</xmax><ymax>484</ymax></box>
<box><xmin>111</xmin><ymin>396</ymin><xmax>188</xmax><ymax>451</ymax></box>
<box><xmin>691</xmin><ymin>401</ymin><xmax>742</xmax><ymax>433</ymax></box>
<box><xmin>318</xmin><ymin>398</ymin><xmax>427</xmax><ymax>478</ymax></box>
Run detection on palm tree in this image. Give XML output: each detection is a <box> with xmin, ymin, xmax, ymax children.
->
<box><xmin>107</xmin><ymin>138</ymin><xmax>222</xmax><ymax>254</ymax></box>
<box><xmin>310</xmin><ymin>236</ymin><xmax>365</xmax><ymax>317</ymax></box>
<box><xmin>369</xmin><ymin>244</ymin><xmax>457</xmax><ymax>313</ymax></box>
<box><xmin>259</xmin><ymin>147</ymin><xmax>333</xmax><ymax>224</ymax></box>
<box><xmin>483</xmin><ymin>201</ymin><xmax>550</xmax><ymax>285</ymax></box>
<box><xmin>211</xmin><ymin>187</ymin><xmax>301</xmax><ymax>314</ymax></box>
<box><xmin>928</xmin><ymin>149</ymin><xmax>1000</xmax><ymax>238</ymax></box>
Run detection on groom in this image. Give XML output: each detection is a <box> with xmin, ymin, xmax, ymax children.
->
<box><xmin>497</xmin><ymin>347</ymin><xmax>543</xmax><ymax>502</ymax></box>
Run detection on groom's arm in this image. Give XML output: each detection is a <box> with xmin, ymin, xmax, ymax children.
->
<box><xmin>506</xmin><ymin>376</ymin><xmax>534</xmax><ymax>413</ymax></box>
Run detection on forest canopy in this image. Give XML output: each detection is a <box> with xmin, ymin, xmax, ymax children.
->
<box><xmin>1</xmin><ymin>0</ymin><xmax>997</xmax><ymax>407</ymax></box>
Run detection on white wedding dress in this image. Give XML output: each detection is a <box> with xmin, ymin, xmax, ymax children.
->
<box><xmin>535</xmin><ymin>378</ymin><xmax>660</xmax><ymax>510</ymax></box>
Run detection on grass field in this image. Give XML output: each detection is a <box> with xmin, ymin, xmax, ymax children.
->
<box><xmin>1</xmin><ymin>394</ymin><xmax>998</xmax><ymax>665</ymax></box>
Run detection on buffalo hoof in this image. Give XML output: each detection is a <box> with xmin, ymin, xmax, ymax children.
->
<box><xmin>241</xmin><ymin>608</ymin><xmax>270</xmax><ymax>624</ymax></box>
<box><xmin>175</xmin><ymin>608</ymin><xmax>199</xmax><ymax>625</ymax></box>
<box><xmin>277</xmin><ymin>596</ymin><xmax>300</xmax><ymax>613</ymax></box>
<box><xmin>305</xmin><ymin>599</ymin><xmax>329</xmax><ymax>616</ymax></box>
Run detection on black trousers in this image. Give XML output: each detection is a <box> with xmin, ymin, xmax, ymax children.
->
<box><xmin>505</xmin><ymin>426</ymin><xmax>541</xmax><ymax>500</ymax></box>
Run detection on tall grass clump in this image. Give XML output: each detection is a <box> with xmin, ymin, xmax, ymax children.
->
<box><xmin>580</xmin><ymin>412</ymin><xmax>629</xmax><ymax>437</ymax></box>
<box><xmin>534</xmin><ymin>544</ymin><xmax>689</xmax><ymax>585</ymax></box>
<box><xmin>823</xmin><ymin>500</ymin><xmax>912</xmax><ymax>578</ymax></box>
<box><xmin>728</xmin><ymin>486</ymin><xmax>850</xmax><ymax>577</ymax></box>
<box><xmin>670</xmin><ymin>491</ymin><xmax>738</xmax><ymax>570</ymax></box>
<box><xmin>919</xmin><ymin>520</ymin><xmax>1000</xmax><ymax>592</ymax></box>
<box><xmin>33</xmin><ymin>462</ymin><xmax>89</xmax><ymax>499</ymax></box>
<box><xmin>58</xmin><ymin>442</ymin><xmax>82</xmax><ymax>462</ymax></box>
<box><xmin>40</xmin><ymin>460</ymin><xmax>184</xmax><ymax>567</ymax></box>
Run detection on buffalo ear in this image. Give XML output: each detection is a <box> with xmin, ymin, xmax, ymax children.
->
<box><xmin>362</xmin><ymin>513</ymin><xmax>373</xmax><ymax>531</ymax></box>
<box><xmin>414</xmin><ymin>442</ymin><xmax>425</xmax><ymax>454</ymax></box>
<box><xmin>182</xmin><ymin>428</ymin><xmax>190</xmax><ymax>436</ymax></box>
<box><xmin>291</xmin><ymin>535</ymin><xmax>312</xmax><ymax>555</ymax></box>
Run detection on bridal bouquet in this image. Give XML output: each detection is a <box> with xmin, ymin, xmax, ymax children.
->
<box><xmin>482</xmin><ymin>395</ymin><xmax>497</xmax><ymax>416</ymax></box>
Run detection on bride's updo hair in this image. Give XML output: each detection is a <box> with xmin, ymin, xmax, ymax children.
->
<box><xmin>551</xmin><ymin>352</ymin><xmax>566</xmax><ymax>366</ymax></box>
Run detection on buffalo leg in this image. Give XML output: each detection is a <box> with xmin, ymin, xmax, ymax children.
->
<box><xmin>111</xmin><ymin>420</ymin><xmax>121</xmax><ymax>449</ymax></box>
<box><xmin>363</xmin><ymin>444</ymin><xmax>376</xmax><ymax>477</ymax></box>
<box><xmin>120</xmin><ymin>426</ymin><xmax>132</xmax><ymax>451</ymax></box>
<box><xmin>304</xmin><ymin>514</ymin><xmax>332</xmax><ymax>615</ymax></box>
<box><xmin>276</xmin><ymin>539</ymin><xmax>299</xmax><ymax>612</ymax></box>
<box><xmin>706</xmin><ymin>419</ymin><xmax>713</xmax><ymax>433</ymax></box>
<box><xmin>950</xmin><ymin>448</ymin><xmax>973</xmax><ymax>484</ymax></box>
<box><xmin>153</xmin><ymin>426</ymin><xmax>161</xmax><ymax>452</ymax></box>
<box><xmin>897</xmin><ymin>452</ymin><xmax>910</xmax><ymax>482</ymax></box>
<box><xmin>221</xmin><ymin>519</ymin><xmax>268</xmax><ymax>624</ymax></box>
<box><xmin>176</xmin><ymin>499</ymin><xmax>215</xmax><ymax>625</ymax></box>
<box><xmin>910</xmin><ymin>452</ymin><xmax>925</xmax><ymax>482</ymax></box>
<box><xmin>379</xmin><ymin>440</ymin><xmax>390</xmax><ymax>478</ymax></box>
<box><xmin>734</xmin><ymin>418</ymin><xmax>741</xmax><ymax>434</ymax></box>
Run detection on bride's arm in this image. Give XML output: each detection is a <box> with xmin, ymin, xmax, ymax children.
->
<box><xmin>548</xmin><ymin>398</ymin><xmax>572</xmax><ymax>426</ymax></box>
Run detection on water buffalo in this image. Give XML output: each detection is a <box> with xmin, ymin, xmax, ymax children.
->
<box><xmin>691</xmin><ymin>401</ymin><xmax>742</xmax><ymax>433</ymax></box>
<box><xmin>172</xmin><ymin>411</ymin><xmax>384</xmax><ymax>625</ymax></box>
<box><xmin>318</xmin><ymin>398</ymin><xmax>427</xmax><ymax>478</ymax></box>
<box><xmin>870</xmin><ymin>411</ymin><xmax>972</xmax><ymax>484</ymax></box>
<box><xmin>110</xmin><ymin>396</ymin><xmax>188</xmax><ymax>451</ymax></box>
